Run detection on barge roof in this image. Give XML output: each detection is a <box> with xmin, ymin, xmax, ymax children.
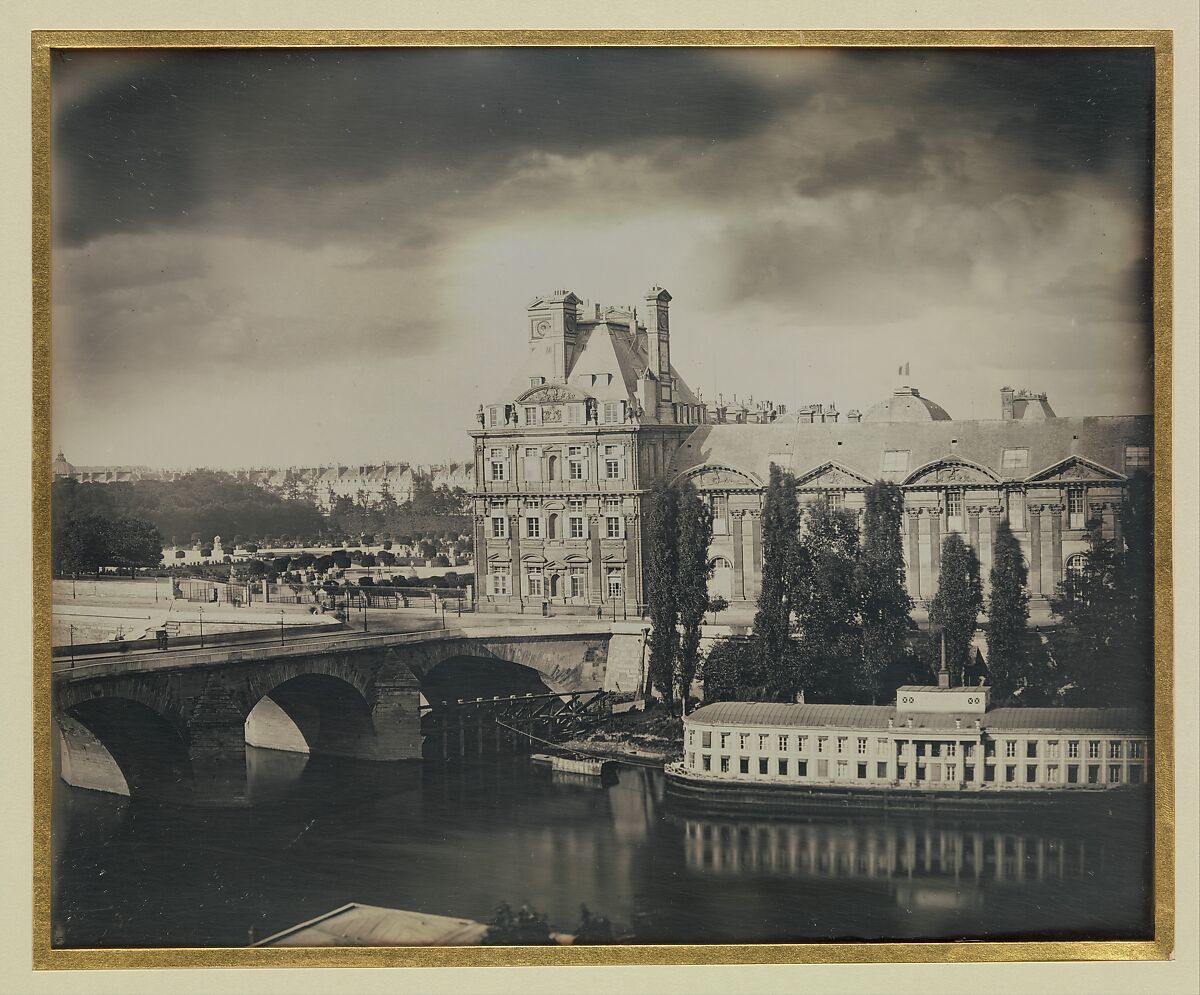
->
<box><xmin>687</xmin><ymin>701</ymin><xmax>1147</xmax><ymax>734</ymax></box>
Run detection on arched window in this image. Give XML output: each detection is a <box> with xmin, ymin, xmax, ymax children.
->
<box><xmin>1066</xmin><ymin>554</ymin><xmax>1088</xmax><ymax>584</ymax></box>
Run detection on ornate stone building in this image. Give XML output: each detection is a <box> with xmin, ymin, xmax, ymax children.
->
<box><xmin>471</xmin><ymin>289</ymin><xmax>1152</xmax><ymax>615</ymax></box>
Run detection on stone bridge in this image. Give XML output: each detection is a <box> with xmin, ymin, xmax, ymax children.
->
<box><xmin>53</xmin><ymin>625</ymin><xmax>619</xmax><ymax>805</ymax></box>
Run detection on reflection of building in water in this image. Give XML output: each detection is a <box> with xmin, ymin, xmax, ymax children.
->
<box><xmin>681</xmin><ymin>817</ymin><xmax>1099</xmax><ymax>893</ymax></box>
<box><xmin>673</xmin><ymin>683</ymin><xmax>1148</xmax><ymax>793</ymax></box>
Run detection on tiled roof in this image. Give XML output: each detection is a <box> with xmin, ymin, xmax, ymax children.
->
<box><xmin>668</xmin><ymin>415</ymin><xmax>1149</xmax><ymax>486</ymax></box>
<box><xmin>984</xmin><ymin>707</ymin><xmax>1147</xmax><ymax>733</ymax></box>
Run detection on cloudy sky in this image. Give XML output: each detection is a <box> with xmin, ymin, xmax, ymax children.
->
<box><xmin>51</xmin><ymin>46</ymin><xmax>1155</xmax><ymax>468</ymax></box>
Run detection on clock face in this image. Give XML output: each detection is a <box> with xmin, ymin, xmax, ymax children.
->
<box><xmin>657</xmin><ymin>310</ymin><xmax>668</xmax><ymax>331</ymax></box>
<box><xmin>532</xmin><ymin>319</ymin><xmax>551</xmax><ymax>338</ymax></box>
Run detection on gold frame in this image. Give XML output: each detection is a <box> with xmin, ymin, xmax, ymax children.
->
<box><xmin>31</xmin><ymin>28</ymin><xmax>1175</xmax><ymax>970</ymax></box>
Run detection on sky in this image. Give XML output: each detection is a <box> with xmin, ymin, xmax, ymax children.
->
<box><xmin>50</xmin><ymin>46</ymin><xmax>1156</xmax><ymax>469</ymax></box>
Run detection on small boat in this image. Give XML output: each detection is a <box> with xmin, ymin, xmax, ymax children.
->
<box><xmin>530</xmin><ymin>753</ymin><xmax>613</xmax><ymax>777</ymax></box>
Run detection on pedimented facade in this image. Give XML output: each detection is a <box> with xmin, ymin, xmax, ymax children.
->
<box><xmin>471</xmin><ymin>290</ymin><xmax>1152</xmax><ymax>613</ymax></box>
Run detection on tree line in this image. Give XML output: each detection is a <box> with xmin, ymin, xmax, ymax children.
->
<box><xmin>643</xmin><ymin>466</ymin><xmax>1153</xmax><ymax>711</ymax></box>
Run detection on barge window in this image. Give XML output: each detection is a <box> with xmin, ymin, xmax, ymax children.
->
<box><xmin>1088</xmin><ymin>741</ymin><xmax>1100</xmax><ymax>759</ymax></box>
<box><xmin>857</xmin><ymin>737</ymin><xmax>868</xmax><ymax>755</ymax></box>
<box><xmin>1130</xmin><ymin>741</ymin><xmax>1145</xmax><ymax>758</ymax></box>
<box><xmin>1005</xmin><ymin>765</ymin><xmax>1016</xmax><ymax>782</ymax></box>
<box><xmin>964</xmin><ymin>765</ymin><xmax>975</xmax><ymax>782</ymax></box>
<box><xmin>720</xmin><ymin>756</ymin><xmax>730</xmax><ymax>773</ymax></box>
<box><xmin>857</xmin><ymin>762</ymin><xmax>867</xmax><ymax>779</ymax></box>
<box><xmin>720</xmin><ymin>733</ymin><xmax>730</xmax><ymax>749</ymax></box>
<box><xmin>1026</xmin><ymin>741</ymin><xmax>1038</xmax><ymax>758</ymax></box>
<box><xmin>836</xmin><ymin>760</ymin><xmax>848</xmax><ymax>778</ymax></box>
<box><xmin>759</xmin><ymin>734</ymin><xmax>769</xmax><ymax>750</ymax></box>
<box><xmin>1026</xmin><ymin>765</ymin><xmax>1037</xmax><ymax>782</ymax></box>
<box><xmin>877</xmin><ymin>762</ymin><xmax>888</xmax><ymax>779</ymax></box>
<box><xmin>1108</xmin><ymin>764</ymin><xmax>1121</xmax><ymax>783</ymax></box>
<box><xmin>1087</xmin><ymin>764</ymin><xmax>1100</xmax><ymax>784</ymax></box>
<box><xmin>739</xmin><ymin>757</ymin><xmax>749</xmax><ymax>774</ymax></box>
<box><xmin>897</xmin><ymin>764</ymin><xmax>907</xmax><ymax>779</ymax></box>
<box><xmin>778</xmin><ymin>759</ymin><xmax>789</xmax><ymax>776</ymax></box>
<box><xmin>702</xmin><ymin>732</ymin><xmax>711</xmax><ymax>748</ymax></box>
<box><xmin>837</xmin><ymin>737</ymin><xmax>847</xmax><ymax>754</ymax></box>
<box><xmin>945</xmin><ymin>742</ymin><xmax>957</xmax><ymax>758</ymax></box>
<box><xmin>778</xmin><ymin>735</ymin><xmax>789</xmax><ymax>752</ymax></box>
<box><xmin>688</xmin><ymin>730</ymin><xmax>694</xmax><ymax>746</ymax></box>
<box><xmin>985</xmin><ymin>741</ymin><xmax>996</xmax><ymax>758</ymax></box>
<box><xmin>1047</xmin><ymin>764</ymin><xmax>1059</xmax><ymax>782</ymax></box>
<box><xmin>946</xmin><ymin>764</ymin><xmax>956</xmax><ymax>781</ymax></box>
<box><xmin>1108</xmin><ymin>741</ymin><xmax>1123</xmax><ymax>759</ymax></box>
<box><xmin>817</xmin><ymin>737</ymin><xmax>828</xmax><ymax>754</ymax></box>
<box><xmin>1005</xmin><ymin>741</ymin><xmax>1017</xmax><ymax>758</ymax></box>
<box><xmin>797</xmin><ymin>760</ymin><xmax>808</xmax><ymax>777</ymax></box>
<box><xmin>876</xmin><ymin>737</ymin><xmax>888</xmax><ymax>756</ymax></box>
<box><xmin>798</xmin><ymin>736</ymin><xmax>808</xmax><ymax>753</ymax></box>
<box><xmin>1047</xmin><ymin>740</ymin><xmax>1059</xmax><ymax>758</ymax></box>
<box><xmin>1068</xmin><ymin>740</ymin><xmax>1080</xmax><ymax>758</ymax></box>
<box><xmin>702</xmin><ymin>755</ymin><xmax>711</xmax><ymax>771</ymax></box>
<box><xmin>687</xmin><ymin>753</ymin><xmax>695</xmax><ymax>768</ymax></box>
<box><xmin>984</xmin><ymin>765</ymin><xmax>996</xmax><ymax>782</ymax></box>
<box><xmin>1068</xmin><ymin>765</ymin><xmax>1079</xmax><ymax>783</ymax></box>
<box><xmin>739</xmin><ymin>733</ymin><xmax>749</xmax><ymax>750</ymax></box>
<box><xmin>817</xmin><ymin>760</ymin><xmax>829</xmax><ymax>777</ymax></box>
<box><xmin>759</xmin><ymin>757</ymin><xmax>768</xmax><ymax>775</ymax></box>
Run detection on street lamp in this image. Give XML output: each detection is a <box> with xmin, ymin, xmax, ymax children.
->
<box><xmin>198</xmin><ymin>606</ymin><xmax>204</xmax><ymax>649</ymax></box>
<box><xmin>69</xmin><ymin>624</ymin><xmax>75</xmax><ymax>668</ymax></box>
<box><xmin>279</xmin><ymin>609</ymin><xmax>286</xmax><ymax>645</ymax></box>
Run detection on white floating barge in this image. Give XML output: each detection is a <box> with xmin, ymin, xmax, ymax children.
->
<box><xmin>530</xmin><ymin>753</ymin><xmax>614</xmax><ymax>777</ymax></box>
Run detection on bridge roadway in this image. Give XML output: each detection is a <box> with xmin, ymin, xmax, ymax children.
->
<box><xmin>52</xmin><ymin>616</ymin><xmax>626</xmax><ymax>806</ymax></box>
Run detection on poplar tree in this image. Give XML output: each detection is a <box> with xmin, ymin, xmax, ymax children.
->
<box><xmin>928</xmin><ymin>533</ymin><xmax>983</xmax><ymax>685</ymax></box>
<box><xmin>792</xmin><ymin>498</ymin><xmax>862</xmax><ymax>701</ymax></box>
<box><xmin>642</xmin><ymin>480</ymin><xmax>680</xmax><ymax>702</ymax></box>
<box><xmin>752</xmin><ymin>464</ymin><xmax>802</xmax><ymax>699</ymax></box>
<box><xmin>986</xmin><ymin>519</ymin><xmax>1030</xmax><ymax>700</ymax></box>
<box><xmin>857</xmin><ymin>480</ymin><xmax>912</xmax><ymax>703</ymax></box>
<box><xmin>675</xmin><ymin>481</ymin><xmax>721</xmax><ymax>711</ymax></box>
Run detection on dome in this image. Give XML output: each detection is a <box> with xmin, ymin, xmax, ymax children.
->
<box><xmin>52</xmin><ymin>451</ymin><xmax>76</xmax><ymax>477</ymax></box>
<box><xmin>863</xmin><ymin>386</ymin><xmax>952</xmax><ymax>423</ymax></box>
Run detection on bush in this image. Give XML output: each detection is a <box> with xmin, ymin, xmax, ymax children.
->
<box><xmin>481</xmin><ymin>904</ymin><xmax>554</xmax><ymax>946</ymax></box>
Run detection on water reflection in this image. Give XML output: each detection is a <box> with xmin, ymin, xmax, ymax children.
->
<box><xmin>52</xmin><ymin>750</ymin><xmax>1151</xmax><ymax>948</ymax></box>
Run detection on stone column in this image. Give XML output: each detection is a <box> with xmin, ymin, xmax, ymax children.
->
<box><xmin>906</xmin><ymin>509</ymin><xmax>923</xmax><ymax>601</ymax></box>
<box><xmin>731</xmin><ymin>510</ymin><xmax>746</xmax><ymax>601</ymax></box>
<box><xmin>749</xmin><ymin>509</ymin><xmax>763</xmax><ymax>601</ymax></box>
<box><xmin>929</xmin><ymin>507</ymin><xmax>942</xmax><ymax>596</ymax></box>
<box><xmin>589</xmin><ymin>515</ymin><xmax>603</xmax><ymax>603</ymax></box>
<box><xmin>1049</xmin><ymin>504</ymin><xmax>1064</xmax><ymax>586</ymax></box>
<box><xmin>1028</xmin><ymin>505</ymin><xmax>1043</xmax><ymax>595</ymax></box>
<box><xmin>625</xmin><ymin>512</ymin><xmax>641</xmax><ymax>614</ymax></box>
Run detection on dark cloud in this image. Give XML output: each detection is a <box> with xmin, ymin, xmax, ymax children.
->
<box><xmin>796</xmin><ymin>128</ymin><xmax>937</xmax><ymax>197</ymax></box>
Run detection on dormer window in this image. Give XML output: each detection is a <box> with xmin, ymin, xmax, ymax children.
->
<box><xmin>530</xmin><ymin>377</ymin><xmax>545</xmax><ymax>388</ymax></box>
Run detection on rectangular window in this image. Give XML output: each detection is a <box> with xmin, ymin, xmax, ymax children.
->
<box><xmin>720</xmin><ymin>733</ymin><xmax>729</xmax><ymax>749</ymax></box>
<box><xmin>710</xmin><ymin>495</ymin><xmax>729</xmax><ymax>535</ymax></box>
<box><xmin>524</xmin><ymin>406</ymin><xmax>538</xmax><ymax>426</ymax></box>
<box><xmin>1001</xmin><ymin>447</ymin><xmax>1030</xmax><ymax>470</ymax></box>
<box><xmin>797</xmin><ymin>760</ymin><xmax>808</xmax><ymax>777</ymax></box>
<box><xmin>489</xmin><ymin>565</ymin><xmax>510</xmax><ymax>596</ymax></box>
<box><xmin>1109</xmin><ymin>741</ymin><xmax>1123</xmax><ymax>759</ymax></box>
<box><xmin>984</xmin><ymin>765</ymin><xmax>996</xmax><ymax>782</ymax></box>
<box><xmin>758</xmin><ymin>734</ymin><xmax>768</xmax><ymax>750</ymax></box>
<box><xmin>1005</xmin><ymin>741</ymin><xmax>1017</xmax><ymax>758</ymax></box>
<box><xmin>1129</xmin><ymin>765</ymin><xmax>1143</xmax><ymax>784</ymax></box>
<box><xmin>1068</xmin><ymin>765</ymin><xmax>1080</xmax><ymax>784</ymax></box>
<box><xmin>489</xmin><ymin>406</ymin><xmax>499</xmax><ymax>428</ymax></box>
<box><xmin>1068</xmin><ymin>487</ymin><xmax>1086</xmax><ymax>529</ymax></box>
<box><xmin>1087</xmin><ymin>764</ymin><xmax>1100</xmax><ymax>784</ymax></box>
<box><xmin>1047</xmin><ymin>764</ymin><xmax>1059</xmax><ymax>783</ymax></box>
<box><xmin>739</xmin><ymin>733</ymin><xmax>749</xmax><ymax>750</ymax></box>
<box><xmin>1026</xmin><ymin>741</ymin><xmax>1038</xmax><ymax>759</ymax></box>
<box><xmin>1125</xmin><ymin>444</ymin><xmax>1151</xmax><ymax>469</ymax></box>
<box><xmin>778</xmin><ymin>735</ymin><xmax>789</xmax><ymax>752</ymax></box>
<box><xmin>688</xmin><ymin>730</ymin><xmax>694</xmax><ymax>746</ymax></box>
<box><xmin>1129</xmin><ymin>741</ymin><xmax>1145</xmax><ymax>759</ymax></box>
<box><xmin>606</xmin><ymin>516</ymin><xmax>622</xmax><ymax>539</ymax></box>
<box><xmin>490</xmin><ymin>459</ymin><xmax>507</xmax><ymax>482</ymax></box>
<box><xmin>946</xmin><ymin>764</ymin><xmax>956</xmax><ymax>781</ymax></box>
<box><xmin>566</xmin><ymin>403</ymin><xmax>583</xmax><ymax>426</ymax></box>
<box><xmin>568</xmin><ymin>497</ymin><xmax>585</xmax><ymax>511</ymax></box>
<box><xmin>490</xmin><ymin>516</ymin><xmax>508</xmax><ymax>540</ymax></box>
<box><xmin>603</xmin><ymin>401</ymin><xmax>622</xmax><ymax>423</ymax></box>
<box><xmin>817</xmin><ymin>759</ymin><xmax>829</xmax><ymax>777</ymax></box>
<box><xmin>817</xmin><ymin>736</ymin><xmax>827</xmax><ymax>754</ymax></box>
<box><xmin>857</xmin><ymin>762</ymin><xmax>867</xmax><ymax>779</ymax></box>
<box><xmin>837</xmin><ymin>737</ymin><xmax>847</xmax><ymax>755</ymax></box>
<box><xmin>739</xmin><ymin>757</ymin><xmax>749</xmax><ymax>774</ymax></box>
<box><xmin>1088</xmin><ymin>741</ymin><xmax>1101</xmax><ymax>759</ymax></box>
<box><xmin>569</xmin><ymin>459</ymin><xmax>585</xmax><ymax>480</ymax></box>
<box><xmin>525</xmin><ymin>517</ymin><xmax>541</xmax><ymax>539</ymax></box>
<box><xmin>778</xmin><ymin>759</ymin><xmax>789</xmax><ymax>776</ymax></box>
<box><xmin>836</xmin><ymin>760</ymin><xmax>848</xmax><ymax>778</ymax></box>
<box><xmin>568</xmin><ymin>516</ymin><xmax>584</xmax><ymax>540</ymax></box>
<box><xmin>877</xmin><ymin>738</ymin><xmax>889</xmax><ymax>757</ymax></box>
<box><xmin>701</xmin><ymin>732</ymin><xmax>711</xmax><ymax>748</ymax></box>
<box><xmin>605</xmin><ymin>458</ymin><xmax>621</xmax><ymax>479</ymax></box>
<box><xmin>526</xmin><ymin>566</ymin><xmax>544</xmax><ymax>597</ymax></box>
<box><xmin>1108</xmin><ymin>764</ymin><xmax>1121</xmax><ymax>783</ymax></box>
<box><xmin>1026</xmin><ymin>764</ymin><xmax>1038</xmax><ymax>783</ymax></box>
<box><xmin>1048</xmin><ymin>740</ymin><xmax>1060</xmax><ymax>759</ymax></box>
<box><xmin>702</xmin><ymin>754</ymin><xmax>711</xmax><ymax>771</ymax></box>
<box><xmin>857</xmin><ymin>737</ymin><xmax>867</xmax><ymax>755</ymax></box>
<box><xmin>881</xmin><ymin>450</ymin><xmax>910</xmax><ymax>473</ymax></box>
<box><xmin>568</xmin><ymin>567</ymin><xmax>586</xmax><ymax>598</ymax></box>
<box><xmin>877</xmin><ymin>762</ymin><xmax>888</xmax><ymax>779</ymax></box>
<box><xmin>1008</xmin><ymin>489</ymin><xmax>1026</xmax><ymax>529</ymax></box>
<box><xmin>797</xmin><ymin>736</ymin><xmax>808</xmax><ymax>754</ymax></box>
<box><xmin>945</xmin><ymin>743</ymin><xmax>957</xmax><ymax>758</ymax></box>
<box><xmin>719</xmin><ymin>756</ymin><xmax>729</xmax><ymax>773</ymax></box>
<box><xmin>759</xmin><ymin>757</ymin><xmax>768</xmax><ymax>775</ymax></box>
<box><xmin>964</xmin><ymin>743</ymin><xmax>975</xmax><ymax>758</ymax></box>
<box><xmin>947</xmin><ymin>489</ymin><xmax>963</xmax><ymax>527</ymax></box>
<box><xmin>606</xmin><ymin>568</ymin><xmax>623</xmax><ymax>598</ymax></box>
<box><xmin>1005</xmin><ymin>765</ymin><xmax>1017</xmax><ymax>783</ymax></box>
<box><xmin>687</xmin><ymin>752</ymin><xmax>695</xmax><ymax>769</ymax></box>
<box><xmin>1068</xmin><ymin>740</ymin><xmax>1080</xmax><ymax>758</ymax></box>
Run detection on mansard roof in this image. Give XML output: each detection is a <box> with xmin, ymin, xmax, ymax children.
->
<box><xmin>668</xmin><ymin>415</ymin><xmax>1150</xmax><ymax>487</ymax></box>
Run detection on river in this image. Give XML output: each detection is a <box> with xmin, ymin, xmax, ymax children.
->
<box><xmin>52</xmin><ymin>748</ymin><xmax>1153</xmax><ymax>947</ymax></box>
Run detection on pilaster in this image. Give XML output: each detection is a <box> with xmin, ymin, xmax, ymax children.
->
<box><xmin>1029</xmin><ymin>505</ymin><xmax>1043</xmax><ymax>595</ymax></box>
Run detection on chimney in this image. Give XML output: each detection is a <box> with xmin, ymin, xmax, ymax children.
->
<box><xmin>644</xmin><ymin>287</ymin><xmax>672</xmax><ymax>380</ymax></box>
<box><xmin>1000</xmin><ymin>386</ymin><xmax>1016</xmax><ymax>420</ymax></box>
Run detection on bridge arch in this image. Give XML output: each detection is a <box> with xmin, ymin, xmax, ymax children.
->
<box><xmin>61</xmin><ymin>697</ymin><xmax>193</xmax><ymax>798</ymax></box>
<box><xmin>246</xmin><ymin>672</ymin><xmax>378</xmax><ymax>759</ymax></box>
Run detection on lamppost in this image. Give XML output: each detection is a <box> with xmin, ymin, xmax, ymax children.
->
<box><xmin>441</xmin><ymin>602</ymin><xmax>446</xmax><ymax>630</ymax></box>
<box><xmin>71</xmin><ymin>574</ymin><xmax>76</xmax><ymax>599</ymax></box>
<box><xmin>363</xmin><ymin>595</ymin><xmax>369</xmax><ymax>633</ymax></box>
<box><xmin>198</xmin><ymin>606</ymin><xmax>204</xmax><ymax>649</ymax></box>
<box><xmin>279</xmin><ymin>609</ymin><xmax>286</xmax><ymax>645</ymax></box>
<box><xmin>68</xmin><ymin>624</ymin><xmax>75</xmax><ymax>669</ymax></box>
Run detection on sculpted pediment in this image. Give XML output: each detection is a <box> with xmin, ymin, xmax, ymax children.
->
<box><xmin>795</xmin><ymin>461</ymin><xmax>873</xmax><ymax>489</ymax></box>
<box><xmin>516</xmin><ymin>383</ymin><xmax>591</xmax><ymax>404</ymax></box>
<box><xmin>1025</xmin><ymin>455</ymin><xmax>1126</xmax><ymax>484</ymax></box>
<box><xmin>904</xmin><ymin>457</ymin><xmax>1001</xmax><ymax>486</ymax></box>
<box><xmin>679</xmin><ymin>463</ymin><xmax>763</xmax><ymax>490</ymax></box>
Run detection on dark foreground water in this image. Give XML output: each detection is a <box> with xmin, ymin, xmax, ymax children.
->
<box><xmin>52</xmin><ymin>750</ymin><xmax>1153</xmax><ymax>947</ymax></box>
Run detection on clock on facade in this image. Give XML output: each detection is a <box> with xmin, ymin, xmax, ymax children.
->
<box><xmin>532</xmin><ymin>319</ymin><xmax>550</xmax><ymax>338</ymax></box>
